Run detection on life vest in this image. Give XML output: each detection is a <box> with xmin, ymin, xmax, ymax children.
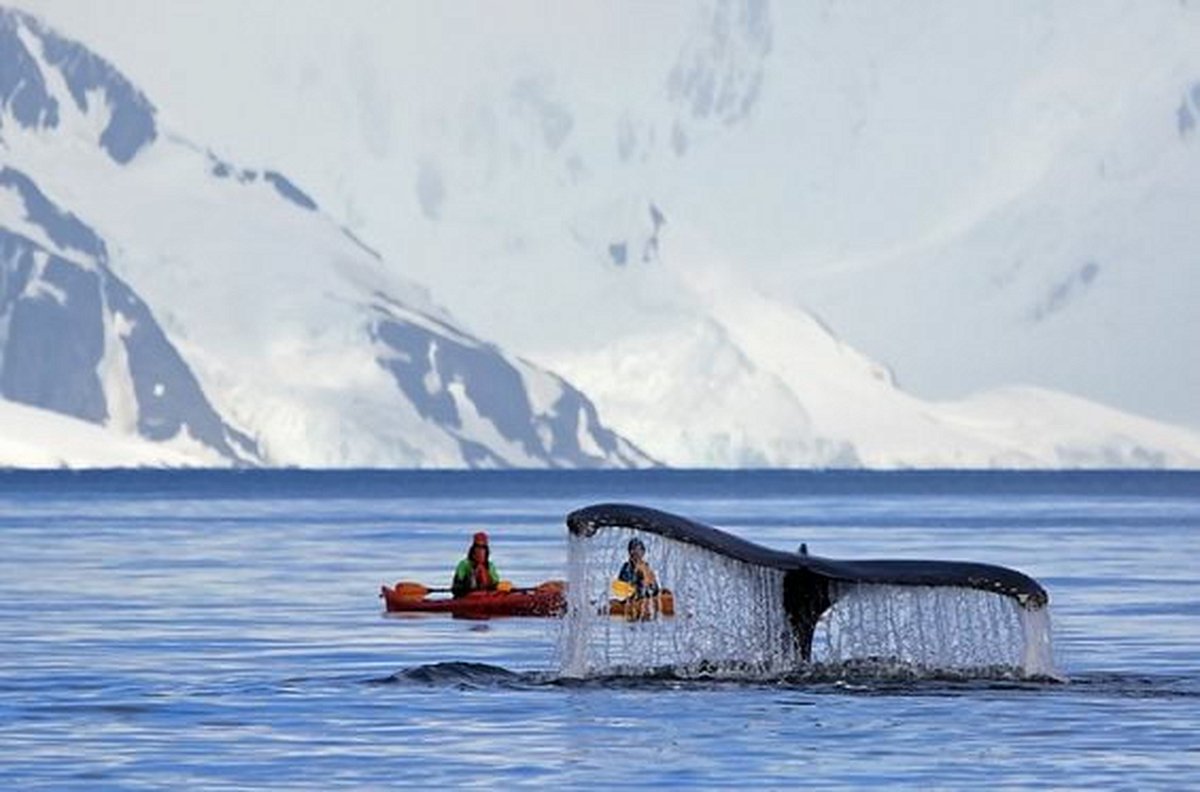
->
<box><xmin>618</xmin><ymin>560</ymin><xmax>659</xmax><ymax>597</ymax></box>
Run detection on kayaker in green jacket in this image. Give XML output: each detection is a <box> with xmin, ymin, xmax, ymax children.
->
<box><xmin>452</xmin><ymin>531</ymin><xmax>501</xmax><ymax>598</ymax></box>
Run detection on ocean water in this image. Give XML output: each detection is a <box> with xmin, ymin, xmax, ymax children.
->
<box><xmin>0</xmin><ymin>469</ymin><xmax>1197</xmax><ymax>789</ymax></box>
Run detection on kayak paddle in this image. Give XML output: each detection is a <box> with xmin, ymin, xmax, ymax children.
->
<box><xmin>390</xmin><ymin>581</ymin><xmax>451</xmax><ymax>599</ymax></box>
<box><xmin>389</xmin><ymin>580</ymin><xmax>561</xmax><ymax>599</ymax></box>
<box><xmin>611</xmin><ymin>579</ymin><xmax>635</xmax><ymax>599</ymax></box>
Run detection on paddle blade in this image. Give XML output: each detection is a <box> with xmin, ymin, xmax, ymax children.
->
<box><xmin>497</xmin><ymin>580</ymin><xmax>513</xmax><ymax>593</ymax></box>
<box><xmin>611</xmin><ymin>579</ymin><xmax>635</xmax><ymax>599</ymax></box>
<box><xmin>392</xmin><ymin>581</ymin><xmax>432</xmax><ymax>600</ymax></box>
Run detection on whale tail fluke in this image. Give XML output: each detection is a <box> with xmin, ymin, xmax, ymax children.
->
<box><xmin>567</xmin><ymin>503</ymin><xmax>1049</xmax><ymax>663</ymax></box>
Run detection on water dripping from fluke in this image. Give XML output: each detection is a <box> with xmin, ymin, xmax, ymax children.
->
<box><xmin>559</xmin><ymin>504</ymin><xmax>1059</xmax><ymax>682</ymax></box>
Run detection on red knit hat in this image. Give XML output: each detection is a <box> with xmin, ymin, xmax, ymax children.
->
<box><xmin>473</xmin><ymin>531</ymin><xmax>489</xmax><ymax>546</ymax></box>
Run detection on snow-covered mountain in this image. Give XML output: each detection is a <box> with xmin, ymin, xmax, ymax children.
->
<box><xmin>2</xmin><ymin>2</ymin><xmax>1198</xmax><ymax>469</ymax></box>
<box><xmin>0</xmin><ymin>7</ymin><xmax>649</xmax><ymax>468</ymax></box>
<box><xmin>36</xmin><ymin>0</ymin><xmax>1197</xmax><ymax>429</ymax></box>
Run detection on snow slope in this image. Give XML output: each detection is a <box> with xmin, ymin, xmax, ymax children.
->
<box><xmin>0</xmin><ymin>397</ymin><xmax>215</xmax><ymax>467</ymax></box>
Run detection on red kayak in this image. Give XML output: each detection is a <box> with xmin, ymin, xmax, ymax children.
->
<box><xmin>381</xmin><ymin>580</ymin><xmax>567</xmax><ymax>618</ymax></box>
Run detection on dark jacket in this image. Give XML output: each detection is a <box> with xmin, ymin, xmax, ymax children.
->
<box><xmin>618</xmin><ymin>560</ymin><xmax>659</xmax><ymax>598</ymax></box>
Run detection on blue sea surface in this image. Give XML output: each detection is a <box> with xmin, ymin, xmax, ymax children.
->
<box><xmin>0</xmin><ymin>470</ymin><xmax>1197</xmax><ymax>789</ymax></box>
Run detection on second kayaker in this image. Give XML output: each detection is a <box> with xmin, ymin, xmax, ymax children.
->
<box><xmin>452</xmin><ymin>531</ymin><xmax>502</xmax><ymax>598</ymax></box>
<box><xmin>617</xmin><ymin>537</ymin><xmax>659</xmax><ymax>599</ymax></box>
